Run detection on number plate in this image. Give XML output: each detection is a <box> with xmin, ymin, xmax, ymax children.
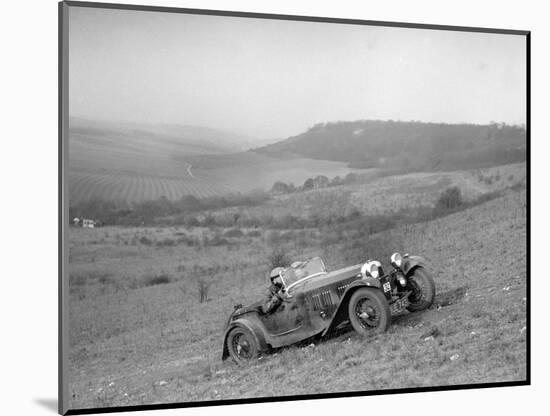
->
<box><xmin>383</xmin><ymin>282</ymin><xmax>391</xmax><ymax>292</ymax></box>
<box><xmin>390</xmin><ymin>295</ymin><xmax>410</xmax><ymax>314</ymax></box>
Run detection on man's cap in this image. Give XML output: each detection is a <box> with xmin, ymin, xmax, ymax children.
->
<box><xmin>269</xmin><ymin>267</ymin><xmax>285</xmax><ymax>279</ymax></box>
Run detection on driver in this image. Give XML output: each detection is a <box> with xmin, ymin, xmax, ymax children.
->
<box><xmin>262</xmin><ymin>267</ymin><xmax>285</xmax><ymax>314</ymax></box>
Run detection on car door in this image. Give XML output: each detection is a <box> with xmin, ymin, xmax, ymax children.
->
<box><xmin>259</xmin><ymin>292</ymin><xmax>305</xmax><ymax>336</ymax></box>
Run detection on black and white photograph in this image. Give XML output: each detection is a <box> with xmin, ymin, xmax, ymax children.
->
<box><xmin>59</xmin><ymin>1</ymin><xmax>528</xmax><ymax>413</ymax></box>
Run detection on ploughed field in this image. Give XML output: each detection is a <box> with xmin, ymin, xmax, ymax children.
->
<box><xmin>67</xmin><ymin>177</ymin><xmax>527</xmax><ymax>409</ymax></box>
<box><xmin>68</xmin><ymin>118</ymin><xmax>357</xmax><ymax>203</ymax></box>
<box><xmin>69</xmin><ymin>166</ymin><xmax>235</xmax><ymax>202</ymax></box>
<box><xmin>69</xmin><ymin>136</ymin><xmax>357</xmax><ymax>205</ymax></box>
<box><xmin>68</xmin><ymin>157</ymin><xmax>356</xmax><ymax>204</ymax></box>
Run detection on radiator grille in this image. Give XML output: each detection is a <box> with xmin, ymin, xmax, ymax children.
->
<box><xmin>337</xmin><ymin>283</ymin><xmax>352</xmax><ymax>298</ymax></box>
<box><xmin>311</xmin><ymin>290</ymin><xmax>333</xmax><ymax>310</ymax></box>
<box><xmin>311</xmin><ymin>294</ymin><xmax>322</xmax><ymax>310</ymax></box>
<box><xmin>320</xmin><ymin>290</ymin><xmax>332</xmax><ymax>306</ymax></box>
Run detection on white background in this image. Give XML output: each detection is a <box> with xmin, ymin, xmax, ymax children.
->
<box><xmin>0</xmin><ymin>0</ymin><xmax>546</xmax><ymax>415</ymax></box>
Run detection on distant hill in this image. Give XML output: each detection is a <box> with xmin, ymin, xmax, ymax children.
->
<box><xmin>69</xmin><ymin>117</ymin><xmax>260</xmax><ymax>162</ymax></box>
<box><xmin>254</xmin><ymin>120</ymin><xmax>526</xmax><ymax>172</ymax></box>
<box><xmin>67</xmin><ymin>118</ymin><xmax>354</xmax><ymax>203</ymax></box>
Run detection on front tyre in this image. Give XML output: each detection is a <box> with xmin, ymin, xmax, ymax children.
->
<box><xmin>406</xmin><ymin>267</ymin><xmax>436</xmax><ymax>312</ymax></box>
<box><xmin>348</xmin><ymin>287</ymin><xmax>391</xmax><ymax>336</ymax></box>
<box><xmin>226</xmin><ymin>326</ymin><xmax>258</xmax><ymax>364</ymax></box>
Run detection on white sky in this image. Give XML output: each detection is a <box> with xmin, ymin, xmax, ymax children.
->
<box><xmin>68</xmin><ymin>6</ymin><xmax>526</xmax><ymax>139</ymax></box>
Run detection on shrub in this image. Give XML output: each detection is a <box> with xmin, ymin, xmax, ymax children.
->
<box><xmin>271</xmin><ymin>181</ymin><xmax>292</xmax><ymax>194</ymax></box>
<box><xmin>224</xmin><ymin>228</ymin><xmax>244</xmax><ymax>238</ymax></box>
<box><xmin>303</xmin><ymin>178</ymin><xmax>314</xmax><ymax>191</ymax></box>
<box><xmin>435</xmin><ymin>186</ymin><xmax>463</xmax><ymax>211</ymax></box>
<box><xmin>184</xmin><ymin>215</ymin><xmax>200</xmax><ymax>227</ymax></box>
<box><xmin>143</xmin><ymin>273</ymin><xmax>172</xmax><ymax>286</ymax></box>
<box><xmin>313</xmin><ymin>175</ymin><xmax>330</xmax><ymax>188</ymax></box>
<box><xmin>97</xmin><ymin>273</ymin><xmax>114</xmax><ymax>285</ymax></box>
<box><xmin>267</xmin><ymin>248</ymin><xmax>292</xmax><ymax>269</ymax></box>
<box><xmin>330</xmin><ymin>176</ymin><xmax>342</xmax><ymax>186</ymax></box>
<box><xmin>343</xmin><ymin>173</ymin><xmax>358</xmax><ymax>184</ymax></box>
<box><xmin>202</xmin><ymin>215</ymin><xmax>217</xmax><ymax>227</ymax></box>
<box><xmin>156</xmin><ymin>238</ymin><xmax>176</xmax><ymax>247</ymax></box>
<box><xmin>139</xmin><ymin>236</ymin><xmax>153</xmax><ymax>246</ymax></box>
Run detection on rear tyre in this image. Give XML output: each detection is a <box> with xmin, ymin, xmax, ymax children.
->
<box><xmin>226</xmin><ymin>326</ymin><xmax>259</xmax><ymax>364</ymax></box>
<box><xmin>406</xmin><ymin>267</ymin><xmax>436</xmax><ymax>312</ymax></box>
<box><xmin>348</xmin><ymin>287</ymin><xmax>391</xmax><ymax>336</ymax></box>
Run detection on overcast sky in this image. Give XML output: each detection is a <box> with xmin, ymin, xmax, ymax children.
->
<box><xmin>69</xmin><ymin>6</ymin><xmax>526</xmax><ymax>140</ymax></box>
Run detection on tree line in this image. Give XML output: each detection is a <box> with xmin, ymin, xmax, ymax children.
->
<box><xmin>256</xmin><ymin>120</ymin><xmax>526</xmax><ymax>172</ymax></box>
<box><xmin>270</xmin><ymin>172</ymin><xmax>358</xmax><ymax>195</ymax></box>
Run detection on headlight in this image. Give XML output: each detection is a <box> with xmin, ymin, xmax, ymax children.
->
<box><xmin>361</xmin><ymin>260</ymin><xmax>383</xmax><ymax>279</ymax></box>
<box><xmin>391</xmin><ymin>252</ymin><xmax>403</xmax><ymax>268</ymax></box>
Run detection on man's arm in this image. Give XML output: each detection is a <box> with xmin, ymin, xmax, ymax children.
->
<box><xmin>261</xmin><ymin>286</ymin><xmax>282</xmax><ymax>314</ymax></box>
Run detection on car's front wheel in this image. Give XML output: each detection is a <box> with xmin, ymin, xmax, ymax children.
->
<box><xmin>406</xmin><ymin>267</ymin><xmax>436</xmax><ymax>312</ymax></box>
<box><xmin>348</xmin><ymin>287</ymin><xmax>391</xmax><ymax>336</ymax></box>
<box><xmin>226</xmin><ymin>326</ymin><xmax>259</xmax><ymax>364</ymax></box>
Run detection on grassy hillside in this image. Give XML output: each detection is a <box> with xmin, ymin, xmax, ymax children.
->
<box><xmin>255</xmin><ymin>120</ymin><xmax>526</xmax><ymax>172</ymax></box>
<box><xmin>67</xmin><ymin>178</ymin><xmax>526</xmax><ymax>409</ymax></box>
<box><xmin>174</xmin><ymin>163</ymin><xmax>526</xmax><ymax>226</ymax></box>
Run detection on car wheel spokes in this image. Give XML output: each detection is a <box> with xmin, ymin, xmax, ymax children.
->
<box><xmin>355</xmin><ymin>298</ymin><xmax>380</xmax><ymax>328</ymax></box>
<box><xmin>233</xmin><ymin>334</ymin><xmax>252</xmax><ymax>359</ymax></box>
<box><xmin>408</xmin><ymin>279</ymin><xmax>424</xmax><ymax>303</ymax></box>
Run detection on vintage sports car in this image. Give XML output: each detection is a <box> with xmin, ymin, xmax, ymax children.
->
<box><xmin>222</xmin><ymin>253</ymin><xmax>435</xmax><ymax>363</ymax></box>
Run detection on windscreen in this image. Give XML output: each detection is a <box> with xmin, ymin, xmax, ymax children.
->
<box><xmin>281</xmin><ymin>257</ymin><xmax>327</xmax><ymax>290</ymax></box>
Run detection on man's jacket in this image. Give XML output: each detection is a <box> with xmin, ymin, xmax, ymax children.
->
<box><xmin>262</xmin><ymin>284</ymin><xmax>283</xmax><ymax>314</ymax></box>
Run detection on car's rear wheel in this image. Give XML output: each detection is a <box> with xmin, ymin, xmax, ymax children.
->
<box><xmin>406</xmin><ymin>267</ymin><xmax>436</xmax><ymax>312</ymax></box>
<box><xmin>226</xmin><ymin>326</ymin><xmax>258</xmax><ymax>363</ymax></box>
<box><xmin>348</xmin><ymin>287</ymin><xmax>391</xmax><ymax>336</ymax></box>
